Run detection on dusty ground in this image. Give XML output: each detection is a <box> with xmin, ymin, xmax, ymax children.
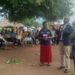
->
<box><xmin>0</xmin><ymin>45</ymin><xmax>74</xmax><ymax>75</ymax></box>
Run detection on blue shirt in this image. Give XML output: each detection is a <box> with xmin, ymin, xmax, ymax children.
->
<box><xmin>39</xmin><ymin>28</ymin><xmax>51</xmax><ymax>45</ymax></box>
<box><xmin>62</xmin><ymin>24</ymin><xmax>73</xmax><ymax>45</ymax></box>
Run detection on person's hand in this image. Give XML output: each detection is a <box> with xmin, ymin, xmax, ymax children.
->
<box><xmin>59</xmin><ymin>41</ymin><xmax>63</xmax><ymax>45</ymax></box>
<box><xmin>43</xmin><ymin>36</ymin><xmax>48</xmax><ymax>40</ymax></box>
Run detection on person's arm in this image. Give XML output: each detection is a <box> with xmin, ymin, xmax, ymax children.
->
<box><xmin>63</xmin><ymin>25</ymin><xmax>73</xmax><ymax>36</ymax></box>
<box><xmin>38</xmin><ymin>31</ymin><xmax>42</xmax><ymax>40</ymax></box>
<box><xmin>47</xmin><ymin>30</ymin><xmax>52</xmax><ymax>39</ymax></box>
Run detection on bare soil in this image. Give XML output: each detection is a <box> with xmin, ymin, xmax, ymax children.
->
<box><xmin>0</xmin><ymin>45</ymin><xmax>74</xmax><ymax>75</ymax></box>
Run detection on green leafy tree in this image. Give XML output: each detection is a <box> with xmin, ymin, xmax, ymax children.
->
<box><xmin>37</xmin><ymin>0</ymin><xmax>73</xmax><ymax>21</ymax></box>
<box><xmin>22</xmin><ymin>18</ymin><xmax>35</xmax><ymax>27</ymax></box>
<box><xmin>0</xmin><ymin>0</ymin><xmax>73</xmax><ymax>22</ymax></box>
<box><xmin>22</xmin><ymin>17</ymin><xmax>40</xmax><ymax>27</ymax></box>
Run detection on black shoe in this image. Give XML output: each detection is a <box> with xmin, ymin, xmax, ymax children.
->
<box><xmin>47</xmin><ymin>64</ymin><xmax>51</xmax><ymax>66</ymax></box>
<box><xmin>64</xmin><ymin>69</ymin><xmax>69</xmax><ymax>73</ymax></box>
<box><xmin>58</xmin><ymin>66</ymin><xmax>65</xmax><ymax>70</ymax></box>
<box><xmin>39</xmin><ymin>64</ymin><xmax>44</xmax><ymax>66</ymax></box>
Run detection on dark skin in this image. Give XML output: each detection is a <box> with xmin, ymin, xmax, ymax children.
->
<box><xmin>39</xmin><ymin>22</ymin><xmax>51</xmax><ymax>66</ymax></box>
<box><xmin>42</xmin><ymin>22</ymin><xmax>51</xmax><ymax>40</ymax></box>
<box><xmin>64</xmin><ymin>17</ymin><xmax>70</xmax><ymax>25</ymax></box>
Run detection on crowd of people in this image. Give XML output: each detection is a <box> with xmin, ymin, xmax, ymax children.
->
<box><xmin>0</xmin><ymin>26</ymin><xmax>40</xmax><ymax>47</ymax></box>
<box><xmin>0</xmin><ymin>23</ymin><xmax>66</xmax><ymax>48</ymax></box>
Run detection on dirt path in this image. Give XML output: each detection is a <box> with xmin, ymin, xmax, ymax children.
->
<box><xmin>0</xmin><ymin>45</ymin><xmax>74</xmax><ymax>75</ymax></box>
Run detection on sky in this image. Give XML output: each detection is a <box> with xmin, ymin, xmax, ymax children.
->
<box><xmin>70</xmin><ymin>0</ymin><xmax>75</xmax><ymax>23</ymax></box>
<box><xmin>0</xmin><ymin>16</ymin><xmax>5</xmax><ymax>21</ymax></box>
<box><xmin>35</xmin><ymin>17</ymin><xmax>44</xmax><ymax>24</ymax></box>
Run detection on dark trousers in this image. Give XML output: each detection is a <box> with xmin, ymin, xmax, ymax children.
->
<box><xmin>52</xmin><ymin>37</ymin><xmax>56</xmax><ymax>44</ymax></box>
<box><xmin>71</xmin><ymin>45</ymin><xmax>75</xmax><ymax>71</ymax></box>
<box><xmin>17</xmin><ymin>39</ymin><xmax>21</xmax><ymax>46</ymax></box>
<box><xmin>0</xmin><ymin>39</ymin><xmax>5</xmax><ymax>47</ymax></box>
<box><xmin>72</xmin><ymin>55</ymin><xmax>75</xmax><ymax>71</ymax></box>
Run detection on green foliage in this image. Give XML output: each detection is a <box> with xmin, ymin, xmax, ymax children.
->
<box><xmin>5</xmin><ymin>58</ymin><xmax>22</xmax><ymax>64</ymax></box>
<box><xmin>37</xmin><ymin>0</ymin><xmax>73</xmax><ymax>21</ymax></box>
<box><xmin>22</xmin><ymin>18</ymin><xmax>35</xmax><ymax>26</ymax></box>
<box><xmin>72</xmin><ymin>21</ymin><xmax>75</xmax><ymax>26</ymax></box>
<box><xmin>22</xmin><ymin>17</ymin><xmax>39</xmax><ymax>27</ymax></box>
<box><xmin>0</xmin><ymin>0</ymin><xmax>73</xmax><ymax>22</ymax></box>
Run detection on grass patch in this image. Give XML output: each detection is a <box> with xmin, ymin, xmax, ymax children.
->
<box><xmin>5</xmin><ymin>58</ymin><xmax>22</xmax><ymax>64</ymax></box>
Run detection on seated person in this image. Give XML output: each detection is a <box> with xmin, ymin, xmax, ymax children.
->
<box><xmin>24</xmin><ymin>31</ymin><xmax>33</xmax><ymax>46</ymax></box>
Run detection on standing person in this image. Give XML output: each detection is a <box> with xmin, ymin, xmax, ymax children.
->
<box><xmin>55</xmin><ymin>26</ymin><xmax>61</xmax><ymax>45</ymax></box>
<box><xmin>11</xmin><ymin>29</ymin><xmax>17</xmax><ymax>45</ymax></box>
<box><xmin>31</xmin><ymin>28</ymin><xmax>37</xmax><ymax>45</ymax></box>
<box><xmin>69</xmin><ymin>26</ymin><xmax>75</xmax><ymax>71</ymax></box>
<box><xmin>16</xmin><ymin>30</ymin><xmax>22</xmax><ymax>46</ymax></box>
<box><xmin>57</xmin><ymin>25</ymin><xmax>63</xmax><ymax>44</ymax></box>
<box><xmin>59</xmin><ymin>16</ymin><xmax>73</xmax><ymax>73</ymax></box>
<box><xmin>24</xmin><ymin>31</ymin><xmax>33</xmax><ymax>46</ymax></box>
<box><xmin>22</xmin><ymin>30</ymin><xmax>26</xmax><ymax>47</ymax></box>
<box><xmin>39</xmin><ymin>21</ymin><xmax>52</xmax><ymax>66</ymax></box>
<box><xmin>51</xmin><ymin>26</ymin><xmax>56</xmax><ymax>45</ymax></box>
